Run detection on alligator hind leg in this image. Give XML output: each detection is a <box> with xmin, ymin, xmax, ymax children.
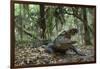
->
<box><xmin>69</xmin><ymin>45</ymin><xmax>85</xmax><ymax>56</ymax></box>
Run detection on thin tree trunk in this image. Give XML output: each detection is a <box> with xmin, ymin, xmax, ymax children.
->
<box><xmin>19</xmin><ymin>4</ymin><xmax>23</xmax><ymax>41</ymax></box>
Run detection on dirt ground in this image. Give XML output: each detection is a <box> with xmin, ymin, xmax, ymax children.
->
<box><xmin>14</xmin><ymin>43</ymin><xmax>95</xmax><ymax>67</ymax></box>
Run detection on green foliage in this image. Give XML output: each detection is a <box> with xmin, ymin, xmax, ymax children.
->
<box><xmin>14</xmin><ymin>3</ymin><xmax>95</xmax><ymax>46</ymax></box>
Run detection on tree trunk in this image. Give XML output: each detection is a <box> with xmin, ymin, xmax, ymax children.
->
<box><xmin>83</xmin><ymin>8</ymin><xmax>91</xmax><ymax>45</ymax></box>
<box><xmin>40</xmin><ymin>4</ymin><xmax>46</xmax><ymax>39</ymax></box>
<box><xmin>19</xmin><ymin>4</ymin><xmax>23</xmax><ymax>41</ymax></box>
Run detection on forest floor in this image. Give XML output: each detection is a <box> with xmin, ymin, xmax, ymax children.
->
<box><xmin>14</xmin><ymin>42</ymin><xmax>95</xmax><ymax>67</ymax></box>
